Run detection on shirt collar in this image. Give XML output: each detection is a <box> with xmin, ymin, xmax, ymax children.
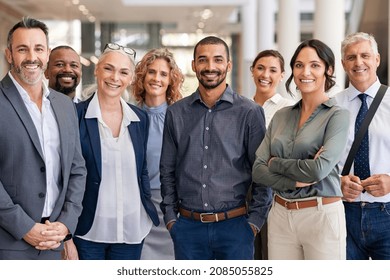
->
<box><xmin>268</xmin><ymin>93</ymin><xmax>283</xmax><ymax>104</ymax></box>
<box><xmin>9</xmin><ymin>71</ymin><xmax>50</xmax><ymax>101</ymax></box>
<box><xmin>346</xmin><ymin>78</ymin><xmax>381</xmax><ymax>101</ymax></box>
<box><xmin>85</xmin><ymin>91</ymin><xmax>140</xmax><ymax>125</ymax></box>
<box><xmin>292</xmin><ymin>97</ymin><xmax>337</xmax><ymax>109</ymax></box>
<box><xmin>190</xmin><ymin>84</ymin><xmax>234</xmax><ymax>106</ymax></box>
<box><xmin>142</xmin><ymin>101</ymin><xmax>168</xmax><ymax>114</ymax></box>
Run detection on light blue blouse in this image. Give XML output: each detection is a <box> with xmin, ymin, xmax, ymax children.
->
<box><xmin>143</xmin><ymin>102</ymin><xmax>168</xmax><ymax>190</ymax></box>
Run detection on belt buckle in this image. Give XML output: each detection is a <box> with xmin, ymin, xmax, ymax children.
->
<box><xmin>284</xmin><ymin>201</ymin><xmax>299</xmax><ymax>210</ymax></box>
<box><xmin>199</xmin><ymin>212</ymin><xmax>218</xmax><ymax>223</ymax></box>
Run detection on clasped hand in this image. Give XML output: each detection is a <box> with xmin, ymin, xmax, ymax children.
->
<box><xmin>341</xmin><ymin>174</ymin><xmax>390</xmax><ymax>202</ymax></box>
<box><xmin>23</xmin><ymin>220</ymin><xmax>68</xmax><ymax>250</ymax></box>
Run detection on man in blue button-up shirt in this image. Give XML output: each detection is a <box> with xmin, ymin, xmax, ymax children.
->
<box><xmin>160</xmin><ymin>36</ymin><xmax>272</xmax><ymax>260</ymax></box>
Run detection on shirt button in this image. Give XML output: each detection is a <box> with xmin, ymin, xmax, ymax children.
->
<box><xmin>40</xmin><ymin>166</ymin><xmax>46</xmax><ymax>172</ymax></box>
<box><xmin>38</xmin><ymin>192</ymin><xmax>45</xmax><ymax>198</ymax></box>
<box><xmin>205</xmin><ymin>146</ymin><xmax>208</xmax><ymax>149</ymax></box>
<box><xmin>208</xmin><ymin>109</ymin><xmax>212</xmax><ymax>113</ymax></box>
<box><xmin>203</xmin><ymin>165</ymin><xmax>207</xmax><ymax>169</ymax></box>
<box><xmin>202</xmin><ymin>184</ymin><xmax>206</xmax><ymax>188</ymax></box>
<box><xmin>204</xmin><ymin>203</ymin><xmax>208</xmax><ymax>207</ymax></box>
<box><xmin>206</xmin><ymin>127</ymin><xmax>209</xmax><ymax>131</ymax></box>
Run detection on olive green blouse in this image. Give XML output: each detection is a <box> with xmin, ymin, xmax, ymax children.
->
<box><xmin>252</xmin><ymin>98</ymin><xmax>350</xmax><ymax>199</ymax></box>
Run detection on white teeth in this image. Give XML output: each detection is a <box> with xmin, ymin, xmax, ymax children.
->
<box><xmin>301</xmin><ymin>79</ymin><xmax>314</xmax><ymax>83</ymax></box>
<box><xmin>106</xmin><ymin>82</ymin><xmax>120</xmax><ymax>88</ymax></box>
<box><xmin>24</xmin><ymin>65</ymin><xmax>39</xmax><ymax>70</ymax></box>
<box><xmin>61</xmin><ymin>77</ymin><xmax>72</xmax><ymax>81</ymax></box>
<box><xmin>259</xmin><ymin>79</ymin><xmax>270</xmax><ymax>85</ymax></box>
<box><xmin>355</xmin><ymin>69</ymin><xmax>365</xmax><ymax>73</ymax></box>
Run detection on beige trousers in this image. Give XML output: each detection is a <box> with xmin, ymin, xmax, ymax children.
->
<box><xmin>268</xmin><ymin>196</ymin><xmax>346</xmax><ymax>260</ymax></box>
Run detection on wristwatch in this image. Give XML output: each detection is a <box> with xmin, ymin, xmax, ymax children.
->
<box><xmin>63</xmin><ymin>233</ymin><xmax>72</xmax><ymax>242</ymax></box>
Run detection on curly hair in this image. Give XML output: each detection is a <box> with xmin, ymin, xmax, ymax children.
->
<box><xmin>132</xmin><ymin>48</ymin><xmax>184</xmax><ymax>105</ymax></box>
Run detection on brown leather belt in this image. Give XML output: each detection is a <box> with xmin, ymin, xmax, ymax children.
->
<box><xmin>179</xmin><ymin>206</ymin><xmax>247</xmax><ymax>223</ymax></box>
<box><xmin>275</xmin><ymin>196</ymin><xmax>341</xmax><ymax>210</ymax></box>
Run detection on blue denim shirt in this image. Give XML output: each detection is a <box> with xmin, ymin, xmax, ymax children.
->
<box><xmin>160</xmin><ymin>85</ymin><xmax>272</xmax><ymax>229</ymax></box>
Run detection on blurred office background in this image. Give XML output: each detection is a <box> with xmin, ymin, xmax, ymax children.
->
<box><xmin>0</xmin><ymin>0</ymin><xmax>388</xmax><ymax>99</ymax></box>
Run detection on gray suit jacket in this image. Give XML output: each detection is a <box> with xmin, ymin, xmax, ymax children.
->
<box><xmin>0</xmin><ymin>74</ymin><xmax>87</xmax><ymax>251</ymax></box>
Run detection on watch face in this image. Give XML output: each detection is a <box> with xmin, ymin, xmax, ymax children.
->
<box><xmin>63</xmin><ymin>233</ymin><xmax>72</xmax><ymax>242</ymax></box>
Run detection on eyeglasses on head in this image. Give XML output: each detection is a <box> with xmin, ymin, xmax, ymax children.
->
<box><xmin>104</xmin><ymin>43</ymin><xmax>136</xmax><ymax>59</ymax></box>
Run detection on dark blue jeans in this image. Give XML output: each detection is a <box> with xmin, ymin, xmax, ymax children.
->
<box><xmin>169</xmin><ymin>215</ymin><xmax>255</xmax><ymax>260</ymax></box>
<box><xmin>73</xmin><ymin>237</ymin><xmax>144</xmax><ymax>260</ymax></box>
<box><xmin>344</xmin><ymin>201</ymin><xmax>390</xmax><ymax>260</ymax></box>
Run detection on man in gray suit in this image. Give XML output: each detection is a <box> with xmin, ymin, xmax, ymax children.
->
<box><xmin>0</xmin><ymin>17</ymin><xmax>87</xmax><ymax>260</ymax></box>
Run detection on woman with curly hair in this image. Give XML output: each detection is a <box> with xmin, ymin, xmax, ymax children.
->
<box><xmin>132</xmin><ymin>48</ymin><xmax>184</xmax><ymax>259</ymax></box>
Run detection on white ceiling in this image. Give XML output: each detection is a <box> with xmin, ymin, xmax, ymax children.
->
<box><xmin>0</xmin><ymin>0</ymin><xmax>244</xmax><ymax>35</ymax></box>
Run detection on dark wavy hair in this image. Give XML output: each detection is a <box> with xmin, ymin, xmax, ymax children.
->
<box><xmin>285</xmin><ymin>39</ymin><xmax>336</xmax><ymax>95</ymax></box>
<box><xmin>132</xmin><ymin>48</ymin><xmax>184</xmax><ymax>105</ymax></box>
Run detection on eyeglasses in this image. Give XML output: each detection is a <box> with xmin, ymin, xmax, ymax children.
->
<box><xmin>103</xmin><ymin>43</ymin><xmax>136</xmax><ymax>59</ymax></box>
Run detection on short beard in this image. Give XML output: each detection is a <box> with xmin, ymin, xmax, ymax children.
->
<box><xmin>198</xmin><ymin>69</ymin><xmax>227</xmax><ymax>90</ymax></box>
<box><xmin>12</xmin><ymin>60</ymin><xmax>45</xmax><ymax>85</ymax></box>
<box><xmin>54</xmin><ymin>80</ymin><xmax>77</xmax><ymax>96</ymax></box>
<box><xmin>199</xmin><ymin>77</ymin><xmax>225</xmax><ymax>89</ymax></box>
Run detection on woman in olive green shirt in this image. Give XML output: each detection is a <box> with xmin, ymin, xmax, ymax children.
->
<box><xmin>252</xmin><ymin>39</ymin><xmax>349</xmax><ymax>260</ymax></box>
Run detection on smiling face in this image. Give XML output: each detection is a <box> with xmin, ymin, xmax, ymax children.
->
<box><xmin>293</xmin><ymin>47</ymin><xmax>329</xmax><ymax>96</ymax></box>
<box><xmin>45</xmin><ymin>48</ymin><xmax>81</xmax><ymax>97</ymax></box>
<box><xmin>95</xmin><ymin>50</ymin><xmax>133</xmax><ymax>99</ymax></box>
<box><xmin>143</xmin><ymin>58</ymin><xmax>170</xmax><ymax>103</ymax></box>
<box><xmin>251</xmin><ymin>55</ymin><xmax>284</xmax><ymax>96</ymax></box>
<box><xmin>5</xmin><ymin>27</ymin><xmax>49</xmax><ymax>88</ymax></box>
<box><xmin>192</xmin><ymin>43</ymin><xmax>231</xmax><ymax>92</ymax></box>
<box><xmin>342</xmin><ymin>40</ymin><xmax>380</xmax><ymax>92</ymax></box>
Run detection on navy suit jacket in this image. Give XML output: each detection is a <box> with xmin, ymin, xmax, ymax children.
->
<box><xmin>75</xmin><ymin>94</ymin><xmax>159</xmax><ymax>236</ymax></box>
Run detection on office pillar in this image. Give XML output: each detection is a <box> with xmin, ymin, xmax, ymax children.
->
<box><xmin>231</xmin><ymin>33</ymin><xmax>241</xmax><ymax>94</ymax></box>
<box><xmin>241</xmin><ymin>0</ymin><xmax>257</xmax><ymax>98</ymax></box>
<box><xmin>147</xmin><ymin>22</ymin><xmax>162</xmax><ymax>49</ymax></box>
<box><xmin>100</xmin><ymin>22</ymin><xmax>116</xmax><ymax>52</ymax></box>
<box><xmin>277</xmin><ymin>0</ymin><xmax>300</xmax><ymax>99</ymax></box>
<box><xmin>81</xmin><ymin>22</ymin><xmax>96</xmax><ymax>89</ymax></box>
<box><xmin>314</xmin><ymin>0</ymin><xmax>346</xmax><ymax>95</ymax></box>
<box><xmin>257</xmin><ymin>0</ymin><xmax>276</xmax><ymax>51</ymax></box>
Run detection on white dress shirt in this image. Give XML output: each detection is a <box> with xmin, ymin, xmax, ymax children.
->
<box><xmin>261</xmin><ymin>93</ymin><xmax>295</xmax><ymax>128</ymax></box>
<box><xmin>81</xmin><ymin>92</ymin><xmax>152</xmax><ymax>243</ymax></box>
<box><xmin>335</xmin><ymin>78</ymin><xmax>390</xmax><ymax>203</ymax></box>
<box><xmin>9</xmin><ymin>72</ymin><xmax>61</xmax><ymax>217</ymax></box>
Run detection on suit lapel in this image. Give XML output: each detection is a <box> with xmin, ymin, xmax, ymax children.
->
<box><xmin>128</xmin><ymin>123</ymin><xmax>141</xmax><ymax>175</ymax></box>
<box><xmin>1</xmin><ymin>74</ymin><xmax>44</xmax><ymax>160</ymax></box>
<box><xmin>86</xmin><ymin>117</ymin><xmax>102</xmax><ymax>178</ymax></box>
<box><xmin>48</xmin><ymin>91</ymin><xmax>69</xmax><ymax>179</ymax></box>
